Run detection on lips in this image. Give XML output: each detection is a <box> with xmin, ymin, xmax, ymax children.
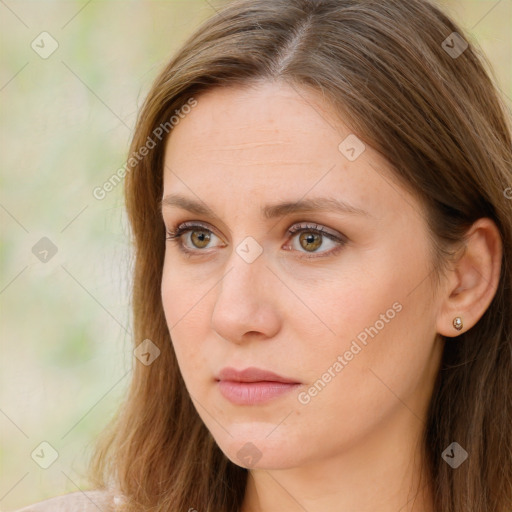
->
<box><xmin>215</xmin><ymin>366</ymin><xmax>301</xmax><ymax>405</ymax></box>
<box><xmin>216</xmin><ymin>366</ymin><xmax>300</xmax><ymax>384</ymax></box>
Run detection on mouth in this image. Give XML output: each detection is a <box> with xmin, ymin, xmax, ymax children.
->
<box><xmin>215</xmin><ymin>366</ymin><xmax>301</xmax><ymax>405</ymax></box>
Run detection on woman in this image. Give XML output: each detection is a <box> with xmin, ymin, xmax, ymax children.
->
<box><xmin>16</xmin><ymin>0</ymin><xmax>512</xmax><ymax>510</ymax></box>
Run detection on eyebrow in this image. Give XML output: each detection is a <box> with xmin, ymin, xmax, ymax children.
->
<box><xmin>159</xmin><ymin>193</ymin><xmax>370</xmax><ymax>220</ymax></box>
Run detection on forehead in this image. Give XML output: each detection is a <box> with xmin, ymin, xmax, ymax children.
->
<box><xmin>161</xmin><ymin>81</ymin><xmax>410</xmax><ymax>220</ymax></box>
<box><xmin>165</xmin><ymin>82</ymin><xmax>340</xmax><ymax>176</ymax></box>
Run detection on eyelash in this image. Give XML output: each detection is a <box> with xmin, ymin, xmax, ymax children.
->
<box><xmin>165</xmin><ymin>221</ymin><xmax>347</xmax><ymax>260</ymax></box>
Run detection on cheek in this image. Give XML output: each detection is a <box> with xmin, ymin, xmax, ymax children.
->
<box><xmin>161</xmin><ymin>262</ymin><xmax>212</xmax><ymax>384</ymax></box>
<box><xmin>287</xmin><ymin>290</ymin><xmax>437</xmax><ymax>458</ymax></box>
<box><xmin>161</xmin><ymin>253</ymin><xmax>213</xmax><ymax>326</ymax></box>
<box><xmin>296</xmin><ymin>241</ymin><xmax>437</xmax><ymax>397</ymax></box>
<box><xmin>290</xmin><ymin>253</ymin><xmax>404</xmax><ymax>357</ymax></box>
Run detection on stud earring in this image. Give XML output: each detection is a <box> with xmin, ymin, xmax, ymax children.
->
<box><xmin>453</xmin><ymin>317</ymin><xmax>463</xmax><ymax>331</ymax></box>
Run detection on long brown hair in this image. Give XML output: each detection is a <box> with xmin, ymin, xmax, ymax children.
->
<box><xmin>88</xmin><ymin>1</ymin><xmax>512</xmax><ymax>510</ymax></box>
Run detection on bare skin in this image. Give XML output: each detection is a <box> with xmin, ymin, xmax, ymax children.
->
<box><xmin>160</xmin><ymin>81</ymin><xmax>502</xmax><ymax>512</ymax></box>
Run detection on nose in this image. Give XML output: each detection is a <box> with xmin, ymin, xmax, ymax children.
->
<box><xmin>210</xmin><ymin>249</ymin><xmax>281</xmax><ymax>345</ymax></box>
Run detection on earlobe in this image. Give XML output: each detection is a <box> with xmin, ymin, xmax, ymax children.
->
<box><xmin>436</xmin><ymin>218</ymin><xmax>502</xmax><ymax>338</ymax></box>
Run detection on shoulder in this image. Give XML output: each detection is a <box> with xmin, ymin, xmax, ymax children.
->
<box><xmin>11</xmin><ymin>488</ymin><xmax>123</xmax><ymax>512</ymax></box>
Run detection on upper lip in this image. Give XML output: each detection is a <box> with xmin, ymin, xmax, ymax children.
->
<box><xmin>216</xmin><ymin>366</ymin><xmax>300</xmax><ymax>384</ymax></box>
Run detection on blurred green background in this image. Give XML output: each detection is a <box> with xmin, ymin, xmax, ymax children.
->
<box><xmin>0</xmin><ymin>0</ymin><xmax>510</xmax><ymax>510</ymax></box>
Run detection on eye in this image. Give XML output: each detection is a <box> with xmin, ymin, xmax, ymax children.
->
<box><xmin>165</xmin><ymin>221</ymin><xmax>347</xmax><ymax>259</ymax></box>
<box><xmin>283</xmin><ymin>223</ymin><xmax>347</xmax><ymax>259</ymax></box>
<box><xmin>165</xmin><ymin>221</ymin><xmax>224</xmax><ymax>256</ymax></box>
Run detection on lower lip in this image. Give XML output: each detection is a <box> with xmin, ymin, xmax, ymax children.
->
<box><xmin>217</xmin><ymin>380</ymin><xmax>300</xmax><ymax>405</ymax></box>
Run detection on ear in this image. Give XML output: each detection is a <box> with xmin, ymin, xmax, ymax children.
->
<box><xmin>436</xmin><ymin>218</ymin><xmax>503</xmax><ymax>337</ymax></box>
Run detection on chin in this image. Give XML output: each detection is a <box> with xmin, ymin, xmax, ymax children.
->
<box><xmin>211</xmin><ymin>425</ymin><xmax>309</xmax><ymax>470</ymax></box>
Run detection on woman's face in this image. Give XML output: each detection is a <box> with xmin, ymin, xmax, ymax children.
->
<box><xmin>160</xmin><ymin>81</ymin><xmax>444</xmax><ymax>470</ymax></box>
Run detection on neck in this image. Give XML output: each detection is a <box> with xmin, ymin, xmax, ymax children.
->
<box><xmin>240</xmin><ymin>410</ymin><xmax>434</xmax><ymax>512</ymax></box>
